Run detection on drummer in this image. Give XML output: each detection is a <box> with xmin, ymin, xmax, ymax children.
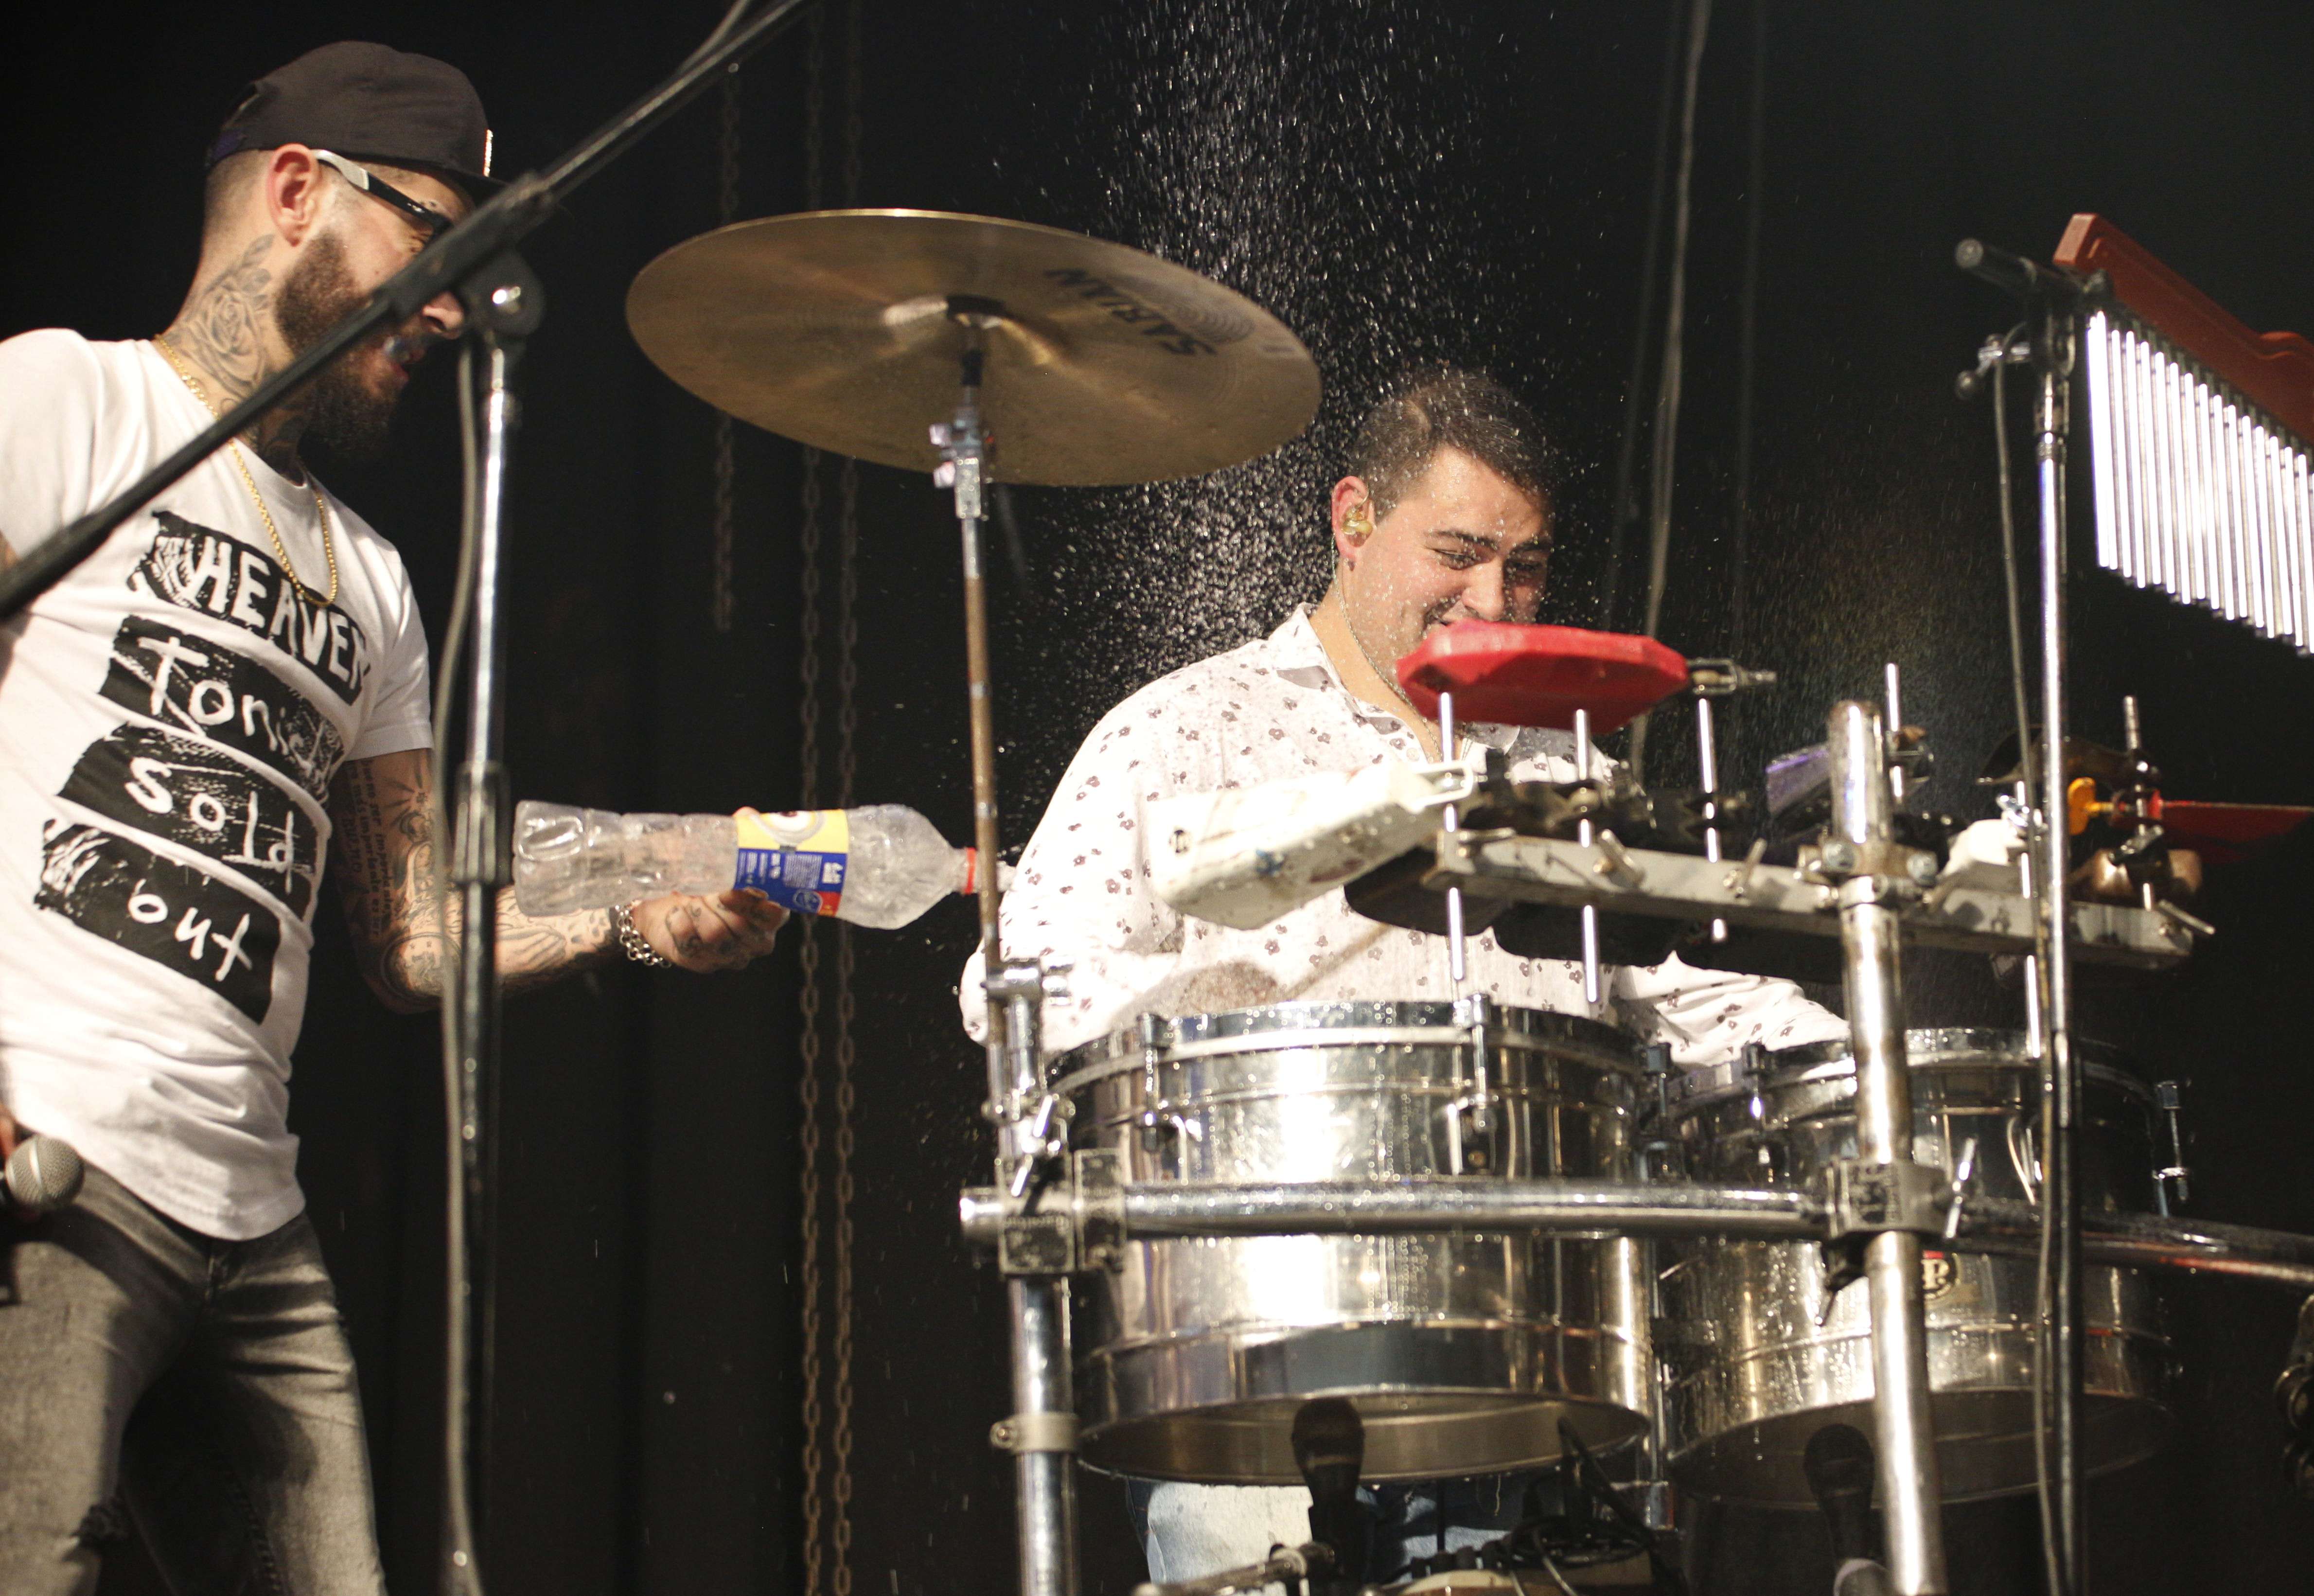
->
<box><xmin>957</xmin><ymin>364</ymin><xmax>1844</xmax><ymax>1578</ymax></box>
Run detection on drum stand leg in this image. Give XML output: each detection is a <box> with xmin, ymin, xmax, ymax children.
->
<box><xmin>1826</xmin><ymin>702</ymin><xmax>1950</xmax><ymax>1595</ymax></box>
<box><xmin>1006</xmin><ymin>1276</ymin><xmax>1080</xmax><ymax>1596</ymax></box>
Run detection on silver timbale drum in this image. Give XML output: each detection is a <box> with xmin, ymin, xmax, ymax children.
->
<box><xmin>1060</xmin><ymin>999</ymin><xmax>1653</xmax><ymax>1485</ymax></box>
<box><xmin>1656</xmin><ymin>1027</ymin><xmax>2175</xmax><ymax>1505</ymax></box>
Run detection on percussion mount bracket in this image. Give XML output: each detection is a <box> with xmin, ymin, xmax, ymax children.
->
<box><xmin>1817</xmin><ymin>1155</ymin><xmax>1955</xmax><ymax>1312</ymax></box>
<box><xmin>1820</xmin><ymin>1158</ymin><xmax>1951</xmax><ymax>1246</ymax></box>
<box><xmin>995</xmin><ymin>1149</ymin><xmax>1126</xmax><ymax>1277</ymax></box>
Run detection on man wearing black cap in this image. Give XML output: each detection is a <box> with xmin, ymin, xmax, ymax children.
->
<box><xmin>0</xmin><ymin>43</ymin><xmax>785</xmax><ymax>1592</ymax></box>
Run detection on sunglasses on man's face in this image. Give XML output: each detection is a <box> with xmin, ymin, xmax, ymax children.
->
<box><xmin>312</xmin><ymin>149</ymin><xmax>455</xmax><ymax>244</ymax></box>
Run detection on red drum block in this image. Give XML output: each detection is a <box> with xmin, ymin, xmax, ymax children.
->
<box><xmin>1395</xmin><ymin>621</ymin><xmax>1689</xmax><ymax>732</ymax></box>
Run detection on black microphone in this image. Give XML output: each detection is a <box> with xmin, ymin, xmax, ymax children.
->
<box><xmin>1804</xmin><ymin>1423</ymin><xmax>1892</xmax><ymax>1596</ymax></box>
<box><xmin>1955</xmin><ymin>238</ymin><xmax>2048</xmax><ymax>298</ymax></box>
<box><xmin>1954</xmin><ymin>238</ymin><xmax>2095</xmax><ymax>306</ymax></box>
<box><xmin>4</xmin><ymin>1134</ymin><xmax>86</xmax><ymax>1217</ymax></box>
<box><xmin>1291</xmin><ymin>1397</ymin><xmax>1369</xmax><ymax>1592</ymax></box>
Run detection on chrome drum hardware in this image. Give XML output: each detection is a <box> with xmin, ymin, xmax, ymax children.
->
<box><xmin>1656</xmin><ymin>1028</ymin><xmax>2176</xmax><ymax>1506</ymax></box>
<box><xmin>1060</xmin><ymin>999</ymin><xmax>1653</xmax><ymax>1484</ymax></box>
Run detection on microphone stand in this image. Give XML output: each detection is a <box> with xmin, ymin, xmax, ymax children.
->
<box><xmin>1955</xmin><ymin>237</ymin><xmax>2102</xmax><ymax>1596</ymax></box>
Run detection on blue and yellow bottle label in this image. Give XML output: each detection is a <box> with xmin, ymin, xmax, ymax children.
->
<box><xmin>733</xmin><ymin>809</ymin><xmax>848</xmax><ymax>916</ymax></box>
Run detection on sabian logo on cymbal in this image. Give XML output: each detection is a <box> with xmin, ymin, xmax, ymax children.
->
<box><xmin>1042</xmin><ymin>266</ymin><xmax>1245</xmax><ymax>355</ymax></box>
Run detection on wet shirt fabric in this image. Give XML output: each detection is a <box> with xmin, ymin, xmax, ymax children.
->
<box><xmin>960</xmin><ymin>606</ymin><xmax>1844</xmax><ymax>1064</ymax></box>
<box><xmin>0</xmin><ymin>332</ymin><xmax>432</xmax><ymax>1239</ymax></box>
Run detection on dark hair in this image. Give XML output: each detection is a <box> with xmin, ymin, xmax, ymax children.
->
<box><xmin>1346</xmin><ymin>365</ymin><xmax>1556</xmax><ymax>519</ymax></box>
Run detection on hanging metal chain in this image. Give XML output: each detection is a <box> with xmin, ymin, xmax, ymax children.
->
<box><xmin>794</xmin><ymin>9</ymin><xmax>831</xmax><ymax>1596</ymax></box>
<box><xmin>830</xmin><ymin>460</ymin><xmax>859</xmax><ymax>1593</ymax></box>
<box><xmin>710</xmin><ymin>70</ymin><xmax>742</xmax><ymax>633</ymax></box>
<box><xmin>828</xmin><ymin>5</ymin><xmax>866</xmax><ymax>1593</ymax></box>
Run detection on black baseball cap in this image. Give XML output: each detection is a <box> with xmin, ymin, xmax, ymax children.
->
<box><xmin>207</xmin><ymin>41</ymin><xmax>498</xmax><ymax>198</ymax></box>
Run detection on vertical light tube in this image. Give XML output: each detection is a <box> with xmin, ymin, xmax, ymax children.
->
<box><xmin>2226</xmin><ymin>404</ymin><xmax>2259</xmax><ymax>630</ymax></box>
<box><xmin>2126</xmin><ymin>334</ymin><xmax>2160</xmax><ymax>593</ymax></box>
<box><xmin>2286</xmin><ymin>442</ymin><xmax>2304</xmax><ymax>647</ymax></box>
<box><xmin>1574</xmin><ymin>707</ymin><xmax>1601</xmax><ymax>1005</ymax></box>
<box><xmin>2153</xmin><ymin>350</ymin><xmax>2185</xmax><ymax>605</ymax></box>
<box><xmin>2193</xmin><ymin>379</ymin><xmax>2225</xmax><ymax>616</ymax></box>
<box><xmin>2115</xmin><ymin>325</ymin><xmax>2144</xmax><ymax>585</ymax></box>
<box><xmin>2268</xmin><ymin>431</ymin><xmax>2299</xmax><ymax>647</ymax></box>
<box><xmin>1696</xmin><ymin>694</ymin><xmax>1727</xmax><ymax>943</ymax></box>
<box><xmin>2296</xmin><ymin>447</ymin><xmax>2314</xmax><ymax>652</ymax></box>
<box><xmin>2185</xmin><ymin>359</ymin><xmax>2211</xmax><ymax>608</ymax></box>
<box><xmin>1440</xmin><ymin>690</ymin><xmax>1467</xmax><ymax>991</ymax></box>
<box><xmin>2085</xmin><ymin>312</ymin><xmax>2120</xmax><ymax>578</ymax></box>
<box><xmin>2244</xmin><ymin>415</ymin><xmax>2275</xmax><ymax>638</ymax></box>
<box><xmin>2295</xmin><ymin>447</ymin><xmax>2314</xmax><ymax>651</ymax></box>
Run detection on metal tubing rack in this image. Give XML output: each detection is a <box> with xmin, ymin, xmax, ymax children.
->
<box><xmin>960</xmin><ymin>1176</ymin><xmax>2314</xmax><ymax>1295</ymax></box>
<box><xmin>1420</xmin><ymin>832</ymin><xmax>2191</xmax><ymax>970</ymax></box>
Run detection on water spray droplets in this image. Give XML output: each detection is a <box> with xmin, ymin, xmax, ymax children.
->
<box><xmin>1002</xmin><ymin>0</ymin><xmax>1530</xmax><ymax>715</ymax></box>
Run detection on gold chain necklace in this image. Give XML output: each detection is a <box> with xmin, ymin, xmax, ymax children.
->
<box><xmin>149</xmin><ymin>333</ymin><xmax>340</xmax><ymax>608</ymax></box>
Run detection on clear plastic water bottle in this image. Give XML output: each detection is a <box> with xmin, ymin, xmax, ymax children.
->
<box><xmin>512</xmin><ymin>802</ymin><xmax>979</xmax><ymax>929</ymax></box>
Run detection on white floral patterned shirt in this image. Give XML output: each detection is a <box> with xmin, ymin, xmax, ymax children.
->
<box><xmin>960</xmin><ymin>606</ymin><xmax>1845</xmax><ymax>1064</ymax></box>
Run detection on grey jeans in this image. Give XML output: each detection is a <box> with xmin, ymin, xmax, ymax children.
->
<box><xmin>0</xmin><ymin>1163</ymin><xmax>387</xmax><ymax>1595</ymax></box>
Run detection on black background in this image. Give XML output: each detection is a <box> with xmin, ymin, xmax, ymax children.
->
<box><xmin>7</xmin><ymin>1</ymin><xmax>2314</xmax><ymax>1592</ymax></box>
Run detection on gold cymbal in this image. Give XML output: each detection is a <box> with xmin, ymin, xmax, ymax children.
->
<box><xmin>625</xmin><ymin>209</ymin><xmax>1322</xmax><ymax>486</ymax></box>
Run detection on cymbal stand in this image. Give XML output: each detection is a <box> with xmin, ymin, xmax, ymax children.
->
<box><xmin>935</xmin><ymin>316</ymin><xmax>1081</xmax><ymax>1596</ymax></box>
<box><xmin>1824</xmin><ymin>701</ymin><xmax>1949</xmax><ymax>1593</ymax></box>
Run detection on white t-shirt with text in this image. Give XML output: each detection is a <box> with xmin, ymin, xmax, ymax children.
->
<box><xmin>0</xmin><ymin>331</ymin><xmax>432</xmax><ymax>1239</ymax></box>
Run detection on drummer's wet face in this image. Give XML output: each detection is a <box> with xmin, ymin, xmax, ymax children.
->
<box><xmin>1331</xmin><ymin>445</ymin><xmax>1552</xmax><ymax>674</ymax></box>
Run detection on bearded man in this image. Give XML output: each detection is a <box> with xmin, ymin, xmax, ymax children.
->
<box><xmin>962</xmin><ymin>366</ymin><xmax>1844</xmax><ymax>1579</ymax></box>
<box><xmin>0</xmin><ymin>43</ymin><xmax>784</xmax><ymax>1592</ymax></box>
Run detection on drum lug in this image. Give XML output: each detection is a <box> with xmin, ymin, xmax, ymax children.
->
<box><xmin>2153</xmin><ymin>1078</ymin><xmax>2191</xmax><ymax>1212</ymax></box>
<box><xmin>1448</xmin><ymin>992</ymin><xmax>1501</xmax><ymax>1173</ymax></box>
<box><xmin>1444</xmin><ymin>1094</ymin><xmax>1502</xmax><ymax>1174</ymax></box>
<box><xmin>1135</xmin><ymin>1110</ymin><xmax>1200</xmax><ymax>1148</ymax></box>
<box><xmin>1636</xmin><ymin>1042</ymin><xmax>1686</xmax><ymax>1180</ymax></box>
<box><xmin>1941</xmin><ymin>1136</ymin><xmax>1981</xmax><ymax>1242</ymax></box>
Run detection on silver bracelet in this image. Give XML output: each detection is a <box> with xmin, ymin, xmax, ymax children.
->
<box><xmin>610</xmin><ymin>902</ymin><xmax>672</xmax><ymax>967</ymax></box>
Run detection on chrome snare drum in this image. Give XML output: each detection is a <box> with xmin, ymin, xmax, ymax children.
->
<box><xmin>1657</xmin><ymin>1028</ymin><xmax>2174</xmax><ymax>1505</ymax></box>
<box><xmin>1060</xmin><ymin>999</ymin><xmax>1653</xmax><ymax>1485</ymax></box>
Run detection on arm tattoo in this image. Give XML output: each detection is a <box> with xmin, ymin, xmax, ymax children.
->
<box><xmin>330</xmin><ymin>751</ymin><xmax>617</xmax><ymax>1012</ymax></box>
